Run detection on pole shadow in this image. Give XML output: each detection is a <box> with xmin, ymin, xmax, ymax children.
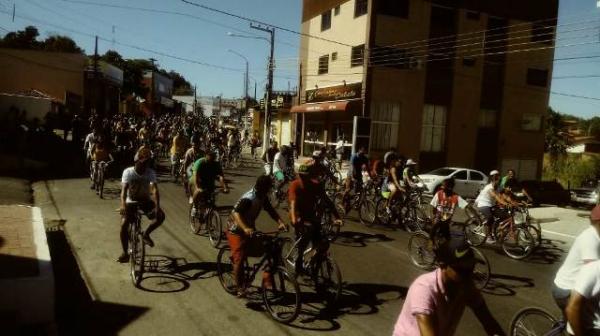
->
<box><xmin>482</xmin><ymin>273</ymin><xmax>535</xmax><ymax>296</ymax></box>
<box><xmin>136</xmin><ymin>255</ymin><xmax>218</xmax><ymax>293</ymax></box>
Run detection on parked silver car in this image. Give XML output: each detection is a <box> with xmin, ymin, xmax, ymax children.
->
<box><xmin>418</xmin><ymin>167</ymin><xmax>488</xmax><ymax>199</ymax></box>
<box><xmin>570</xmin><ymin>180</ymin><xmax>600</xmax><ymax>206</ymax></box>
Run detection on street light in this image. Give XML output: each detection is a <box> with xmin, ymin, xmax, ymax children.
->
<box><xmin>228</xmin><ymin>25</ymin><xmax>275</xmax><ymax>154</ymax></box>
<box><xmin>228</xmin><ymin>49</ymin><xmax>249</xmax><ymax>127</ymax></box>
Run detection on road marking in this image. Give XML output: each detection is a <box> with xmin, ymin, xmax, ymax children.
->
<box><xmin>541</xmin><ymin>229</ymin><xmax>576</xmax><ymax>239</ymax></box>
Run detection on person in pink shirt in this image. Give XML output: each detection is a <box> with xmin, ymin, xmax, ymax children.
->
<box><xmin>393</xmin><ymin>240</ymin><xmax>504</xmax><ymax>336</ymax></box>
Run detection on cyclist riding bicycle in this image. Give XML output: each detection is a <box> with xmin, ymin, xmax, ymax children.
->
<box><xmin>553</xmin><ymin>205</ymin><xmax>600</xmax><ymax>320</ymax></box>
<box><xmin>393</xmin><ymin>239</ymin><xmax>505</xmax><ymax>336</ymax></box>
<box><xmin>402</xmin><ymin>159</ymin><xmax>419</xmax><ymax>190</ymax></box>
<box><xmin>567</xmin><ymin>258</ymin><xmax>600</xmax><ymax>336</ymax></box>
<box><xmin>118</xmin><ymin>147</ymin><xmax>165</xmax><ymax>263</ymax></box>
<box><xmin>226</xmin><ymin>175</ymin><xmax>288</xmax><ymax>297</ymax></box>
<box><xmin>190</xmin><ymin>151</ymin><xmax>229</xmax><ymax>213</ymax></box>
<box><xmin>182</xmin><ymin>137</ymin><xmax>205</xmax><ymax>198</ymax></box>
<box><xmin>429</xmin><ymin>178</ymin><xmax>469</xmax><ymax>246</ymax></box>
<box><xmin>170</xmin><ymin>131</ymin><xmax>187</xmax><ymax>181</ymax></box>
<box><xmin>344</xmin><ymin>146</ymin><xmax>370</xmax><ymax>196</ymax></box>
<box><xmin>289</xmin><ymin>163</ymin><xmax>342</xmax><ymax>274</ymax></box>
<box><xmin>272</xmin><ymin>145</ymin><xmax>291</xmax><ymax>193</ymax></box>
<box><xmin>474</xmin><ymin>170</ymin><xmax>511</xmax><ymax>244</ymax></box>
<box><xmin>383</xmin><ymin>156</ymin><xmax>406</xmax><ymax>214</ymax></box>
<box><xmin>90</xmin><ymin>136</ymin><xmax>114</xmax><ymax>190</ymax></box>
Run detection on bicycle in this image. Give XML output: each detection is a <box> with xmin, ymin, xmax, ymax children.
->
<box><xmin>189</xmin><ymin>191</ymin><xmax>223</xmax><ymax>248</ymax></box>
<box><xmin>92</xmin><ymin>161</ymin><xmax>112</xmax><ymax>199</ymax></box>
<box><xmin>126</xmin><ymin>202</ymin><xmax>146</xmax><ymax>288</ymax></box>
<box><xmin>334</xmin><ymin>178</ymin><xmax>376</xmax><ymax>226</ymax></box>
<box><xmin>514</xmin><ymin>203</ymin><xmax>542</xmax><ymax>247</ymax></box>
<box><xmin>228</xmin><ymin>147</ymin><xmax>242</xmax><ymax>169</ymax></box>
<box><xmin>510</xmin><ymin>307</ymin><xmax>566</xmax><ymax>336</ymax></box>
<box><xmin>375</xmin><ymin>189</ymin><xmax>429</xmax><ymax>232</ymax></box>
<box><xmin>465</xmin><ymin>205</ymin><xmax>537</xmax><ymax>260</ymax></box>
<box><xmin>282</xmin><ymin>228</ymin><xmax>343</xmax><ymax>305</ymax></box>
<box><xmin>217</xmin><ymin>231</ymin><xmax>301</xmax><ymax>324</ymax></box>
<box><xmin>408</xmin><ymin>230</ymin><xmax>491</xmax><ymax>290</ymax></box>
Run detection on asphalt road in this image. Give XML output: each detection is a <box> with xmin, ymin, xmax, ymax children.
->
<box><xmin>33</xmin><ymin>155</ymin><xmax>574</xmax><ymax>336</ymax></box>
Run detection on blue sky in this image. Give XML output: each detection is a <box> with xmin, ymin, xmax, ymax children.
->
<box><xmin>0</xmin><ymin>0</ymin><xmax>599</xmax><ymax>118</ymax></box>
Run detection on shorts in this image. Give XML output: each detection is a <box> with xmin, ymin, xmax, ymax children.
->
<box><xmin>274</xmin><ymin>171</ymin><xmax>285</xmax><ymax>182</ymax></box>
<box><xmin>170</xmin><ymin>153</ymin><xmax>182</xmax><ymax>165</ymax></box>
<box><xmin>387</xmin><ymin>183</ymin><xmax>398</xmax><ymax>193</ymax></box>
<box><xmin>125</xmin><ymin>200</ymin><xmax>156</xmax><ymax>220</ymax></box>
<box><xmin>226</xmin><ymin>231</ymin><xmax>265</xmax><ymax>260</ymax></box>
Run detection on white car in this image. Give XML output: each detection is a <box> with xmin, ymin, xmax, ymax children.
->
<box><xmin>418</xmin><ymin>167</ymin><xmax>489</xmax><ymax>199</ymax></box>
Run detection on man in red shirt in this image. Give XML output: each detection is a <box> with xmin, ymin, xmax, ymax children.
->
<box><xmin>288</xmin><ymin>163</ymin><xmax>342</xmax><ymax>274</ymax></box>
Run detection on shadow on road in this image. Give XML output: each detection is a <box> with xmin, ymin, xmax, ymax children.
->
<box><xmin>525</xmin><ymin>238</ymin><xmax>566</xmax><ymax>265</ymax></box>
<box><xmin>482</xmin><ymin>273</ymin><xmax>535</xmax><ymax>296</ymax></box>
<box><xmin>137</xmin><ymin>255</ymin><xmax>218</xmax><ymax>293</ymax></box>
<box><xmin>47</xmin><ymin>226</ymin><xmax>148</xmax><ymax>335</ymax></box>
<box><xmin>333</xmin><ymin>231</ymin><xmax>394</xmax><ymax>248</ymax></box>
<box><xmin>245</xmin><ymin>282</ymin><xmax>407</xmax><ymax>331</ymax></box>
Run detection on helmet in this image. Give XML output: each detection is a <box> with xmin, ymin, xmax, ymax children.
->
<box><xmin>489</xmin><ymin>170</ymin><xmax>500</xmax><ymax>177</ymax></box>
<box><xmin>406</xmin><ymin>159</ymin><xmax>417</xmax><ymax>166</ymax></box>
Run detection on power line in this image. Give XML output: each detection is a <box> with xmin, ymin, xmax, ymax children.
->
<box><xmin>553</xmin><ymin>74</ymin><xmax>600</xmax><ymax>79</ymax></box>
<box><xmin>0</xmin><ymin>10</ymin><xmax>247</xmax><ymax>73</ymax></box>
<box><xmin>551</xmin><ymin>91</ymin><xmax>600</xmax><ymax>101</ymax></box>
<box><xmin>179</xmin><ymin>0</ymin><xmax>352</xmax><ymax>47</ymax></box>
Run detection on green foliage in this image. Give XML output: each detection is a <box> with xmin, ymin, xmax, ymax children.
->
<box><xmin>0</xmin><ymin>26</ymin><xmax>83</xmax><ymax>53</ymax></box>
<box><xmin>544</xmin><ymin>108</ymin><xmax>571</xmax><ymax>157</ymax></box>
<box><xmin>543</xmin><ymin>154</ymin><xmax>600</xmax><ymax>188</ymax></box>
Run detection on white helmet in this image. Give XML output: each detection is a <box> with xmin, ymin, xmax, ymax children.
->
<box><xmin>489</xmin><ymin>170</ymin><xmax>500</xmax><ymax>176</ymax></box>
<box><xmin>406</xmin><ymin>159</ymin><xmax>417</xmax><ymax>166</ymax></box>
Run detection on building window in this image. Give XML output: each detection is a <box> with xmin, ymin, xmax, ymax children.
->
<box><xmin>521</xmin><ymin>114</ymin><xmax>542</xmax><ymax>131</ymax></box>
<box><xmin>378</xmin><ymin>0</ymin><xmax>409</xmax><ymax>18</ymax></box>
<box><xmin>527</xmin><ymin>68</ymin><xmax>549</xmax><ymax>87</ymax></box>
<box><xmin>531</xmin><ymin>22</ymin><xmax>554</xmax><ymax>45</ymax></box>
<box><xmin>321</xmin><ymin>10</ymin><xmax>332</xmax><ymax>31</ymax></box>
<box><xmin>351</xmin><ymin>44</ymin><xmax>364</xmax><ymax>67</ymax></box>
<box><xmin>371</xmin><ymin>102</ymin><xmax>401</xmax><ymax>151</ymax></box>
<box><xmin>318</xmin><ymin>55</ymin><xmax>329</xmax><ymax>75</ymax></box>
<box><xmin>479</xmin><ymin>109</ymin><xmax>497</xmax><ymax>128</ymax></box>
<box><xmin>462</xmin><ymin>57</ymin><xmax>476</xmax><ymax>67</ymax></box>
<box><xmin>420</xmin><ymin>105</ymin><xmax>447</xmax><ymax>152</ymax></box>
<box><xmin>466</xmin><ymin>11</ymin><xmax>480</xmax><ymax>20</ymax></box>
<box><xmin>331</xmin><ymin>52</ymin><xmax>338</xmax><ymax>61</ymax></box>
<box><xmin>334</xmin><ymin>5</ymin><xmax>340</xmax><ymax>16</ymax></box>
<box><xmin>355</xmin><ymin>0</ymin><xmax>368</xmax><ymax>18</ymax></box>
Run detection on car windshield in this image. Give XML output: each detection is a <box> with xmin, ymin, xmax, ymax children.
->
<box><xmin>426</xmin><ymin>168</ymin><xmax>457</xmax><ymax>176</ymax></box>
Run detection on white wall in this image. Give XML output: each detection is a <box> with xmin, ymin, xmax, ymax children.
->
<box><xmin>0</xmin><ymin>95</ymin><xmax>52</xmax><ymax>122</ymax></box>
<box><xmin>303</xmin><ymin>0</ymin><xmax>368</xmax><ymax>90</ymax></box>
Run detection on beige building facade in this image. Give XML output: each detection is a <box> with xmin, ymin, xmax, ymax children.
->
<box><xmin>294</xmin><ymin>0</ymin><xmax>558</xmax><ymax>179</ymax></box>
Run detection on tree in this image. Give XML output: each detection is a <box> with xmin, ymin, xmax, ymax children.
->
<box><xmin>545</xmin><ymin>108</ymin><xmax>571</xmax><ymax>158</ymax></box>
<box><xmin>43</xmin><ymin>35</ymin><xmax>83</xmax><ymax>53</ymax></box>
<box><xmin>0</xmin><ymin>26</ymin><xmax>41</xmax><ymax>49</ymax></box>
<box><xmin>169</xmin><ymin>70</ymin><xmax>193</xmax><ymax>95</ymax></box>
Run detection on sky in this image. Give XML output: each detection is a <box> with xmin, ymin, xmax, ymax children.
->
<box><xmin>0</xmin><ymin>0</ymin><xmax>599</xmax><ymax>119</ymax></box>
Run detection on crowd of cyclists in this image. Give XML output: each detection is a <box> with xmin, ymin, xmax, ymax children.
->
<box><xmin>75</xmin><ymin>109</ymin><xmax>600</xmax><ymax>335</ymax></box>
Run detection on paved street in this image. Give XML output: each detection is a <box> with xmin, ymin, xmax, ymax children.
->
<box><xmin>33</xmin><ymin>156</ymin><xmax>588</xmax><ymax>336</ymax></box>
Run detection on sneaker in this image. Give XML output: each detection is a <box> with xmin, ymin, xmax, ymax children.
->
<box><xmin>117</xmin><ymin>253</ymin><xmax>129</xmax><ymax>263</ymax></box>
<box><xmin>188</xmin><ymin>196</ymin><xmax>193</xmax><ymax>205</ymax></box>
<box><xmin>191</xmin><ymin>207</ymin><xmax>197</xmax><ymax>218</ymax></box>
<box><xmin>486</xmin><ymin>238</ymin><xmax>497</xmax><ymax>244</ymax></box>
<box><xmin>143</xmin><ymin>234</ymin><xmax>155</xmax><ymax>248</ymax></box>
<box><xmin>386</xmin><ymin>206</ymin><xmax>392</xmax><ymax>215</ymax></box>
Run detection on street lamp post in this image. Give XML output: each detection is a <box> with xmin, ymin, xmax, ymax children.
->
<box><xmin>227</xmin><ymin>25</ymin><xmax>275</xmax><ymax>155</ymax></box>
<box><xmin>228</xmin><ymin>49</ymin><xmax>249</xmax><ymax>125</ymax></box>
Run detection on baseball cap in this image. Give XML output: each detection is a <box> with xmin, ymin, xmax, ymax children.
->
<box><xmin>591</xmin><ymin>205</ymin><xmax>600</xmax><ymax>221</ymax></box>
<box><xmin>406</xmin><ymin>159</ymin><xmax>417</xmax><ymax>166</ymax></box>
<box><xmin>436</xmin><ymin>239</ymin><xmax>475</xmax><ymax>267</ymax></box>
<box><xmin>312</xmin><ymin>150</ymin><xmax>322</xmax><ymax>158</ymax></box>
<box><xmin>489</xmin><ymin>170</ymin><xmax>500</xmax><ymax>176</ymax></box>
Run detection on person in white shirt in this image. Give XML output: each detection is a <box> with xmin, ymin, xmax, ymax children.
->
<box><xmin>474</xmin><ymin>170</ymin><xmax>510</xmax><ymax>243</ymax></box>
<box><xmin>272</xmin><ymin>146</ymin><xmax>290</xmax><ymax>193</ymax></box>
<box><xmin>553</xmin><ymin>205</ymin><xmax>600</xmax><ymax>317</ymax></box>
<box><xmin>567</xmin><ymin>260</ymin><xmax>600</xmax><ymax>336</ymax></box>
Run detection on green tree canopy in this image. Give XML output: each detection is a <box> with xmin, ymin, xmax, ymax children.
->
<box><xmin>545</xmin><ymin>107</ymin><xmax>572</xmax><ymax>157</ymax></box>
<box><xmin>0</xmin><ymin>26</ymin><xmax>83</xmax><ymax>54</ymax></box>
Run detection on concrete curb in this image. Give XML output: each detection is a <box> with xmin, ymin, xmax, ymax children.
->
<box><xmin>32</xmin><ymin>181</ymin><xmax>99</xmax><ymax>302</ymax></box>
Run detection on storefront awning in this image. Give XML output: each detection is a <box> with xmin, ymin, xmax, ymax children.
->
<box><xmin>290</xmin><ymin>100</ymin><xmax>360</xmax><ymax>113</ymax></box>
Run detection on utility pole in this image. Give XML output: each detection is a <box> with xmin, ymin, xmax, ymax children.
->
<box><xmin>250</xmin><ymin>23</ymin><xmax>275</xmax><ymax>154</ymax></box>
<box><xmin>193</xmin><ymin>85</ymin><xmax>197</xmax><ymax>116</ymax></box>
<box><xmin>149</xmin><ymin>58</ymin><xmax>156</xmax><ymax>116</ymax></box>
<box><xmin>93</xmin><ymin>35</ymin><xmax>99</xmax><ymax>117</ymax></box>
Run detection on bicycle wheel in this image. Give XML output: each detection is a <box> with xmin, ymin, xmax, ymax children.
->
<box><xmin>313</xmin><ymin>256</ymin><xmax>343</xmax><ymax>305</ymax></box>
<box><xmin>465</xmin><ymin>217</ymin><xmax>487</xmax><ymax>247</ymax></box>
<box><xmin>189</xmin><ymin>204</ymin><xmax>203</xmax><ymax>234</ymax></box>
<box><xmin>280</xmin><ymin>238</ymin><xmax>298</xmax><ymax>274</ymax></box>
<box><xmin>129</xmin><ymin>224</ymin><xmax>145</xmax><ymax>287</ymax></box>
<box><xmin>321</xmin><ymin>211</ymin><xmax>340</xmax><ymax>242</ymax></box>
<box><xmin>216</xmin><ymin>247</ymin><xmax>237</xmax><ymax>295</ymax></box>
<box><xmin>526</xmin><ymin>224</ymin><xmax>542</xmax><ymax>248</ymax></box>
<box><xmin>333</xmin><ymin>193</ymin><xmax>347</xmax><ymax>217</ymax></box>
<box><xmin>404</xmin><ymin>206</ymin><xmax>427</xmax><ymax>233</ymax></box>
<box><xmin>207</xmin><ymin>209</ymin><xmax>222</xmax><ymax>248</ymax></box>
<box><xmin>375</xmin><ymin>198</ymin><xmax>391</xmax><ymax>226</ymax></box>
<box><xmin>359</xmin><ymin>198</ymin><xmax>376</xmax><ymax>226</ymax></box>
<box><xmin>509</xmin><ymin>307</ymin><xmax>564</xmax><ymax>336</ymax></box>
<box><xmin>408</xmin><ymin>231</ymin><xmax>436</xmax><ymax>270</ymax></box>
<box><xmin>262</xmin><ymin>267</ymin><xmax>300</xmax><ymax>324</ymax></box>
<box><xmin>471</xmin><ymin>247</ymin><xmax>490</xmax><ymax>290</ymax></box>
<box><xmin>502</xmin><ymin>226</ymin><xmax>535</xmax><ymax>260</ymax></box>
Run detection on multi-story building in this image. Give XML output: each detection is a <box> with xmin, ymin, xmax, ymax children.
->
<box><xmin>292</xmin><ymin>0</ymin><xmax>558</xmax><ymax>179</ymax></box>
